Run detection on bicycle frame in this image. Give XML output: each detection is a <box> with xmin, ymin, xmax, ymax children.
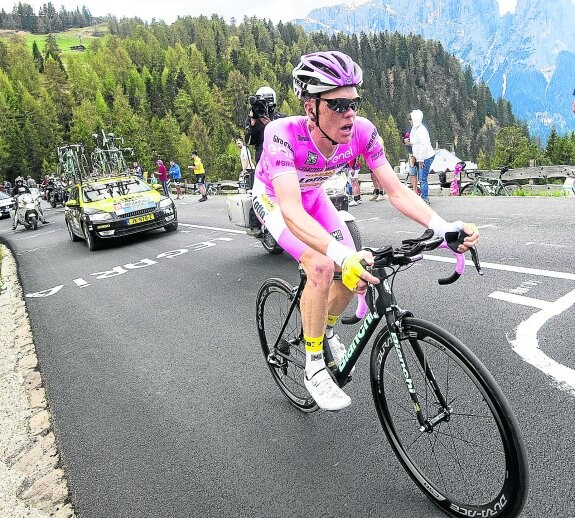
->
<box><xmin>273</xmin><ymin>265</ymin><xmax>448</xmax><ymax>430</ymax></box>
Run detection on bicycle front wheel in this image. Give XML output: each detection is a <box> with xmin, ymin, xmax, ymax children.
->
<box><xmin>370</xmin><ymin>318</ymin><xmax>528</xmax><ymax>517</ymax></box>
<box><xmin>256</xmin><ymin>278</ymin><xmax>318</xmax><ymax>412</ymax></box>
<box><xmin>460</xmin><ymin>182</ymin><xmax>486</xmax><ymax>196</ymax></box>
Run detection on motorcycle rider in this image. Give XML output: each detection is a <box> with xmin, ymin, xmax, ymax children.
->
<box><xmin>11</xmin><ymin>178</ymin><xmax>47</xmax><ymax>229</ymax></box>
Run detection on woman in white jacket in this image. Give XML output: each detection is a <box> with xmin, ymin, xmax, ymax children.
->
<box><xmin>409</xmin><ymin>109</ymin><xmax>435</xmax><ymax>204</ymax></box>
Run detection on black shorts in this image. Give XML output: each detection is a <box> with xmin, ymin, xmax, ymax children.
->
<box><xmin>195</xmin><ymin>174</ymin><xmax>205</xmax><ymax>185</ymax></box>
<box><xmin>173</xmin><ymin>178</ymin><xmax>181</xmax><ymax>185</ymax></box>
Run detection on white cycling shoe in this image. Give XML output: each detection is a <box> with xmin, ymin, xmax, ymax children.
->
<box><xmin>304</xmin><ymin>368</ymin><xmax>351</xmax><ymax>411</ymax></box>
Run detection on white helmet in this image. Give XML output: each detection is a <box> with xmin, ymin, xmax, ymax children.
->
<box><xmin>255</xmin><ymin>86</ymin><xmax>277</xmax><ymax>104</ymax></box>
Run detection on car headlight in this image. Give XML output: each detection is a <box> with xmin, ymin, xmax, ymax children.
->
<box><xmin>88</xmin><ymin>212</ymin><xmax>113</xmax><ymax>222</ymax></box>
<box><xmin>159</xmin><ymin>198</ymin><xmax>174</xmax><ymax>208</ymax></box>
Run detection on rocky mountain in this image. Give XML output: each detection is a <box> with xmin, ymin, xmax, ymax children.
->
<box><xmin>293</xmin><ymin>0</ymin><xmax>575</xmax><ymax>142</ymax></box>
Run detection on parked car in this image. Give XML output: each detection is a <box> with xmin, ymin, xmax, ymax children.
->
<box><xmin>64</xmin><ymin>175</ymin><xmax>178</xmax><ymax>251</ymax></box>
<box><xmin>0</xmin><ymin>192</ymin><xmax>16</xmax><ymax>219</ymax></box>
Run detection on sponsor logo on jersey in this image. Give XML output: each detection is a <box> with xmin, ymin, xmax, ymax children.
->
<box><xmin>272</xmin><ymin>134</ymin><xmax>294</xmax><ymax>154</ymax></box>
<box><xmin>297</xmin><ymin>135</ymin><xmax>310</xmax><ymax>142</ymax></box>
<box><xmin>370</xmin><ymin>149</ymin><xmax>385</xmax><ymax>162</ymax></box>
<box><xmin>305</xmin><ymin>152</ymin><xmax>318</xmax><ymax>165</ymax></box>
<box><xmin>299</xmin><ymin>166</ymin><xmax>324</xmax><ymax>173</ymax></box>
<box><xmin>365</xmin><ymin>129</ymin><xmax>379</xmax><ymax>152</ymax></box>
<box><xmin>275</xmin><ymin>159</ymin><xmax>294</xmax><ymax>168</ymax></box>
<box><xmin>330</xmin><ymin>148</ymin><xmax>353</xmax><ymax>164</ymax></box>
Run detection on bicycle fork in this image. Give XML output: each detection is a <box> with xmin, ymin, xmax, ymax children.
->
<box><xmin>389</xmin><ymin>321</ymin><xmax>452</xmax><ymax>432</ymax></box>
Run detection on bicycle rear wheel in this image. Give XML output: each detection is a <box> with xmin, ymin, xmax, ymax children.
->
<box><xmin>256</xmin><ymin>278</ymin><xmax>318</xmax><ymax>412</ymax></box>
<box><xmin>498</xmin><ymin>182</ymin><xmax>521</xmax><ymax>196</ymax></box>
<box><xmin>370</xmin><ymin>318</ymin><xmax>528</xmax><ymax>517</ymax></box>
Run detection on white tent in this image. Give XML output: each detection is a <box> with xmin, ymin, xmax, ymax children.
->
<box><xmin>430</xmin><ymin>148</ymin><xmax>462</xmax><ymax>172</ymax></box>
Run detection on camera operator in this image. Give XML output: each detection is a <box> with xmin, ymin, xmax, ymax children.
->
<box><xmin>244</xmin><ymin>86</ymin><xmax>285</xmax><ymax>165</ymax></box>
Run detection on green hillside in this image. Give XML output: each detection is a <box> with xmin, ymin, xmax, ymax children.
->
<box><xmin>0</xmin><ymin>23</ymin><xmax>108</xmax><ymax>54</ymax></box>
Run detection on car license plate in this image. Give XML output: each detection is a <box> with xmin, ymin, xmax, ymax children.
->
<box><xmin>128</xmin><ymin>214</ymin><xmax>154</xmax><ymax>225</ymax></box>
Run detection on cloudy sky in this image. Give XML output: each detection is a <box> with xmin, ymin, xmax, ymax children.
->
<box><xmin>1</xmin><ymin>0</ymin><xmax>519</xmax><ymax>24</ymax></box>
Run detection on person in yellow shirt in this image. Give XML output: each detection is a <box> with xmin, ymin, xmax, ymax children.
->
<box><xmin>188</xmin><ymin>151</ymin><xmax>208</xmax><ymax>202</ymax></box>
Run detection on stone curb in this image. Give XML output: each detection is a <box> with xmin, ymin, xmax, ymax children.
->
<box><xmin>0</xmin><ymin>244</ymin><xmax>76</xmax><ymax>518</ymax></box>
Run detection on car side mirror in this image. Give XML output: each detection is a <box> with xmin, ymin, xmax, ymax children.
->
<box><xmin>65</xmin><ymin>199</ymin><xmax>79</xmax><ymax>207</ymax></box>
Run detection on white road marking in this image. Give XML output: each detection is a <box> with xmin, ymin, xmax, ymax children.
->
<box><xmin>423</xmin><ymin>254</ymin><xmax>575</xmax><ymax>281</ymax></box>
<box><xmin>178</xmin><ymin>223</ymin><xmax>247</xmax><ymax>234</ymax></box>
<box><xmin>489</xmin><ymin>291</ymin><xmax>551</xmax><ymax>310</ymax></box>
<box><xmin>525</xmin><ymin>241</ymin><xmax>568</xmax><ymax>248</ymax></box>
<box><xmin>15</xmin><ymin>229</ymin><xmax>62</xmax><ymax>241</ymax></box>
<box><xmin>506</xmin><ymin>288</ymin><xmax>575</xmax><ymax>396</ymax></box>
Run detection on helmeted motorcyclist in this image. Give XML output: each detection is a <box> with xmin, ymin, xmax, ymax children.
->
<box><xmin>11</xmin><ymin>178</ymin><xmax>47</xmax><ymax>229</ymax></box>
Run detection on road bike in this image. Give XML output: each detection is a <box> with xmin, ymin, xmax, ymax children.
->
<box><xmin>460</xmin><ymin>167</ymin><xmax>521</xmax><ymax>196</ymax></box>
<box><xmin>206</xmin><ymin>182</ymin><xmax>223</xmax><ymax>196</ymax></box>
<box><xmin>256</xmin><ymin>230</ymin><xmax>529</xmax><ymax>517</ymax></box>
<box><xmin>57</xmin><ymin>144</ymin><xmax>90</xmax><ymax>183</ymax></box>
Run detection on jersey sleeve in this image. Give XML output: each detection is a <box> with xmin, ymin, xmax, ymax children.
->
<box><xmin>357</xmin><ymin>117</ymin><xmax>388</xmax><ymax>171</ymax></box>
<box><xmin>261</xmin><ymin>118</ymin><xmax>296</xmax><ymax>182</ymax></box>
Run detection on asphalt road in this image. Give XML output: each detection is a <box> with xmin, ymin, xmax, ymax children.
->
<box><xmin>1</xmin><ymin>195</ymin><xmax>574</xmax><ymax>518</ymax></box>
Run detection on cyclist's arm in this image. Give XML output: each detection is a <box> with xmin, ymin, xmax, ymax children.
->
<box><xmin>372</xmin><ymin>162</ymin><xmax>479</xmax><ymax>252</ymax></box>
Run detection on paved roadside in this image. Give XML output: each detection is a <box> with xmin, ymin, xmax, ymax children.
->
<box><xmin>0</xmin><ymin>244</ymin><xmax>75</xmax><ymax>518</ymax></box>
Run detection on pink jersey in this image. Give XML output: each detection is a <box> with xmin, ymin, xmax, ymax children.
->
<box><xmin>254</xmin><ymin>116</ymin><xmax>387</xmax><ymax>194</ymax></box>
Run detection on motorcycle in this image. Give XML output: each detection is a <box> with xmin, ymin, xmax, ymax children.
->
<box><xmin>49</xmin><ymin>182</ymin><xmax>68</xmax><ymax>208</ymax></box>
<box><xmin>13</xmin><ymin>192</ymin><xmax>43</xmax><ymax>230</ymax></box>
<box><xmin>226</xmin><ymin>169</ymin><xmax>362</xmax><ymax>255</ymax></box>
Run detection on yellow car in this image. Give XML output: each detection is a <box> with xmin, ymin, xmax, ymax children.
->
<box><xmin>65</xmin><ymin>176</ymin><xmax>178</xmax><ymax>251</ymax></box>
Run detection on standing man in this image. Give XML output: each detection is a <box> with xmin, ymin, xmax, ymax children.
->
<box><xmin>409</xmin><ymin>109</ymin><xmax>435</xmax><ymax>205</ymax></box>
<box><xmin>236</xmin><ymin>138</ymin><xmax>254</xmax><ymax>192</ymax></box>
<box><xmin>156</xmin><ymin>160</ymin><xmax>169</xmax><ymax>197</ymax></box>
<box><xmin>188</xmin><ymin>151</ymin><xmax>207</xmax><ymax>202</ymax></box>
<box><xmin>169</xmin><ymin>160</ymin><xmax>183</xmax><ymax>199</ymax></box>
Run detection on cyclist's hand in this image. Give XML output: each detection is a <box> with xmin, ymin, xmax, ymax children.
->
<box><xmin>341</xmin><ymin>250</ymin><xmax>379</xmax><ymax>293</ymax></box>
<box><xmin>445</xmin><ymin>222</ymin><xmax>479</xmax><ymax>253</ymax></box>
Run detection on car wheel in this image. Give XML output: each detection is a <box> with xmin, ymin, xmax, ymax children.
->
<box><xmin>164</xmin><ymin>221</ymin><xmax>178</xmax><ymax>232</ymax></box>
<box><xmin>83</xmin><ymin>221</ymin><xmax>99</xmax><ymax>251</ymax></box>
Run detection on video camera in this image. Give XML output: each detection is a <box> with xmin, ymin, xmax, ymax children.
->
<box><xmin>248</xmin><ymin>93</ymin><xmax>276</xmax><ymax>120</ymax></box>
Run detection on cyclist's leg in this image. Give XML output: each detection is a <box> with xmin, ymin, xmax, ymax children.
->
<box><xmin>252</xmin><ymin>187</ymin><xmax>351</xmax><ymax>409</ymax></box>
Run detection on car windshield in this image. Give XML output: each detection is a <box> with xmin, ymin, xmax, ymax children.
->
<box><xmin>82</xmin><ymin>178</ymin><xmax>151</xmax><ymax>202</ymax></box>
<box><xmin>0</xmin><ymin>192</ymin><xmax>9</xmax><ymax>200</ymax></box>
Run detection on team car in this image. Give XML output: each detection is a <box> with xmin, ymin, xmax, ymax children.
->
<box><xmin>64</xmin><ymin>176</ymin><xmax>178</xmax><ymax>251</ymax></box>
<box><xmin>0</xmin><ymin>191</ymin><xmax>16</xmax><ymax>218</ymax></box>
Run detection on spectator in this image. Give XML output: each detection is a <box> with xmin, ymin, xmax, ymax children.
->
<box><xmin>26</xmin><ymin>176</ymin><xmax>36</xmax><ymax>188</ymax></box>
<box><xmin>348</xmin><ymin>157</ymin><xmax>361</xmax><ymax>205</ymax></box>
<box><xmin>133</xmin><ymin>161</ymin><xmax>143</xmax><ymax>179</ymax></box>
<box><xmin>169</xmin><ymin>160</ymin><xmax>183</xmax><ymax>199</ymax></box>
<box><xmin>409</xmin><ymin>109</ymin><xmax>435</xmax><ymax>205</ymax></box>
<box><xmin>236</xmin><ymin>138</ymin><xmax>254</xmax><ymax>193</ymax></box>
<box><xmin>156</xmin><ymin>160</ymin><xmax>169</xmax><ymax>197</ymax></box>
<box><xmin>402</xmin><ymin>130</ymin><xmax>419</xmax><ymax>193</ymax></box>
<box><xmin>188</xmin><ymin>151</ymin><xmax>208</xmax><ymax>202</ymax></box>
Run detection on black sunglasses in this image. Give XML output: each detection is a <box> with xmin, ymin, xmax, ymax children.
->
<box><xmin>319</xmin><ymin>96</ymin><xmax>362</xmax><ymax>113</ymax></box>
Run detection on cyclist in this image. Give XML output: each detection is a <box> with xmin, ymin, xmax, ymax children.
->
<box><xmin>251</xmin><ymin>50</ymin><xmax>479</xmax><ymax>411</ymax></box>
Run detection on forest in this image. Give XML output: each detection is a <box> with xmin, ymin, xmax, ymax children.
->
<box><xmin>1</xmin><ymin>12</ymin><xmax>575</xmax><ymax>183</ymax></box>
<box><xmin>0</xmin><ymin>2</ymin><xmax>98</xmax><ymax>33</ymax></box>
